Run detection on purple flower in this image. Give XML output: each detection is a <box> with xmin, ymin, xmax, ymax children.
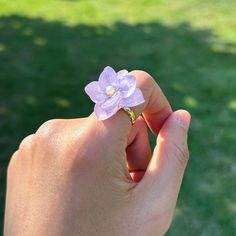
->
<box><xmin>85</xmin><ymin>66</ymin><xmax>145</xmax><ymax>120</ymax></box>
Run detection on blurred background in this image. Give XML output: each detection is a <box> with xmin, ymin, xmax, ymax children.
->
<box><xmin>0</xmin><ymin>0</ymin><xmax>236</xmax><ymax>235</ymax></box>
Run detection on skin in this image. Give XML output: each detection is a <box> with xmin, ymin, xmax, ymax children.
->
<box><xmin>4</xmin><ymin>71</ymin><xmax>191</xmax><ymax>236</ymax></box>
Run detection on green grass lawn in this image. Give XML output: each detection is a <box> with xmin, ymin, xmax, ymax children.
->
<box><xmin>0</xmin><ymin>0</ymin><xmax>236</xmax><ymax>235</ymax></box>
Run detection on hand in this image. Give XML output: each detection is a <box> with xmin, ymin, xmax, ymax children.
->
<box><xmin>4</xmin><ymin>71</ymin><xmax>191</xmax><ymax>236</ymax></box>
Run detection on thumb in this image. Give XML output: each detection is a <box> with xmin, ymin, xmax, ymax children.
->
<box><xmin>140</xmin><ymin>110</ymin><xmax>191</xmax><ymax>210</ymax></box>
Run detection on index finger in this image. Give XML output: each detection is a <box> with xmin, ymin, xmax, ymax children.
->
<box><xmin>129</xmin><ymin>70</ymin><xmax>172</xmax><ymax>135</ymax></box>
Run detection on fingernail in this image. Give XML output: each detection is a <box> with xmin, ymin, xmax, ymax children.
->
<box><xmin>175</xmin><ymin>110</ymin><xmax>191</xmax><ymax>130</ymax></box>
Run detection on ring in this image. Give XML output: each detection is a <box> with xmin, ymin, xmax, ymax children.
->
<box><xmin>123</xmin><ymin>107</ymin><xmax>136</xmax><ymax>125</ymax></box>
<box><xmin>85</xmin><ymin>66</ymin><xmax>145</xmax><ymax>121</ymax></box>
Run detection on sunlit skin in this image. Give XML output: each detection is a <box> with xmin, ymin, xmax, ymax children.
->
<box><xmin>4</xmin><ymin>71</ymin><xmax>191</xmax><ymax>236</ymax></box>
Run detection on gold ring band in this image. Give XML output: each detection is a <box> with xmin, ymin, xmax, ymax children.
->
<box><xmin>123</xmin><ymin>107</ymin><xmax>136</xmax><ymax>125</ymax></box>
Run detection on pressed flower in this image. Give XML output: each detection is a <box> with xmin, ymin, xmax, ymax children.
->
<box><xmin>85</xmin><ymin>66</ymin><xmax>145</xmax><ymax>120</ymax></box>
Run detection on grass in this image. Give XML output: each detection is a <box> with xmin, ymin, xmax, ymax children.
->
<box><xmin>0</xmin><ymin>0</ymin><xmax>236</xmax><ymax>235</ymax></box>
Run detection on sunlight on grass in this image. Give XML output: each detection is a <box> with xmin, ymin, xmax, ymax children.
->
<box><xmin>173</xmin><ymin>207</ymin><xmax>182</xmax><ymax>217</ymax></box>
<box><xmin>184</xmin><ymin>96</ymin><xmax>198</xmax><ymax>108</ymax></box>
<box><xmin>228</xmin><ymin>99</ymin><xmax>236</xmax><ymax>110</ymax></box>
<box><xmin>22</xmin><ymin>27</ymin><xmax>33</xmax><ymax>36</ymax></box>
<box><xmin>10</xmin><ymin>20</ymin><xmax>22</xmax><ymax>29</ymax></box>
<box><xmin>225</xmin><ymin>199</ymin><xmax>236</xmax><ymax>214</ymax></box>
<box><xmin>33</xmin><ymin>37</ymin><xmax>47</xmax><ymax>46</ymax></box>
<box><xmin>211</xmin><ymin>42</ymin><xmax>236</xmax><ymax>54</ymax></box>
<box><xmin>0</xmin><ymin>43</ymin><xmax>5</xmax><ymax>52</ymax></box>
<box><xmin>54</xmin><ymin>97</ymin><xmax>71</xmax><ymax>108</ymax></box>
<box><xmin>25</xmin><ymin>95</ymin><xmax>37</xmax><ymax>105</ymax></box>
<box><xmin>171</xmin><ymin>82</ymin><xmax>185</xmax><ymax>92</ymax></box>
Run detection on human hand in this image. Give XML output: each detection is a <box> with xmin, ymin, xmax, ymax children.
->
<box><xmin>4</xmin><ymin>70</ymin><xmax>191</xmax><ymax>236</ymax></box>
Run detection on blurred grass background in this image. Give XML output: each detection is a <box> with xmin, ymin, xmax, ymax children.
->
<box><xmin>0</xmin><ymin>0</ymin><xmax>236</xmax><ymax>235</ymax></box>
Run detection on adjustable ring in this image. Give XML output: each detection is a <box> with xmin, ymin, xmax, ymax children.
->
<box><xmin>123</xmin><ymin>107</ymin><xmax>136</xmax><ymax>125</ymax></box>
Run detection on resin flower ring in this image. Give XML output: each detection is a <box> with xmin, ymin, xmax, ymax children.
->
<box><xmin>85</xmin><ymin>66</ymin><xmax>145</xmax><ymax>123</ymax></box>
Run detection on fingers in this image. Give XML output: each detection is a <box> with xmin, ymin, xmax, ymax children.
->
<box><xmin>85</xmin><ymin>70</ymin><xmax>172</xmax><ymax>178</ymax></box>
<box><xmin>129</xmin><ymin>70</ymin><xmax>172</xmax><ymax>135</ymax></box>
<box><xmin>139</xmin><ymin>110</ymin><xmax>191</xmax><ymax>210</ymax></box>
<box><xmin>89</xmin><ymin>70</ymin><xmax>172</xmax><ymax>139</ymax></box>
<box><xmin>126</xmin><ymin>117</ymin><xmax>152</xmax><ymax>182</ymax></box>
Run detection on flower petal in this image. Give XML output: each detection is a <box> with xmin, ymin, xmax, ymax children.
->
<box><xmin>119</xmin><ymin>75</ymin><xmax>136</xmax><ymax>98</ymax></box>
<box><xmin>117</xmin><ymin>69</ymin><xmax>128</xmax><ymax>79</ymax></box>
<box><xmin>94</xmin><ymin>102</ymin><xmax>119</xmax><ymax>120</ymax></box>
<box><xmin>120</xmin><ymin>88</ymin><xmax>145</xmax><ymax>107</ymax></box>
<box><xmin>98</xmin><ymin>66</ymin><xmax>118</xmax><ymax>91</ymax></box>
<box><xmin>84</xmin><ymin>81</ymin><xmax>107</xmax><ymax>103</ymax></box>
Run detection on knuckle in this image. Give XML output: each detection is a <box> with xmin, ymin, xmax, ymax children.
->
<box><xmin>36</xmin><ymin>119</ymin><xmax>63</xmax><ymax>140</ymax></box>
<box><xmin>171</xmin><ymin>140</ymin><xmax>189</xmax><ymax>166</ymax></box>
<box><xmin>18</xmin><ymin>134</ymin><xmax>35</xmax><ymax>151</ymax></box>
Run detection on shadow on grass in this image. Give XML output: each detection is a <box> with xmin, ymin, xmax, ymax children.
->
<box><xmin>0</xmin><ymin>15</ymin><xmax>236</xmax><ymax>235</ymax></box>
